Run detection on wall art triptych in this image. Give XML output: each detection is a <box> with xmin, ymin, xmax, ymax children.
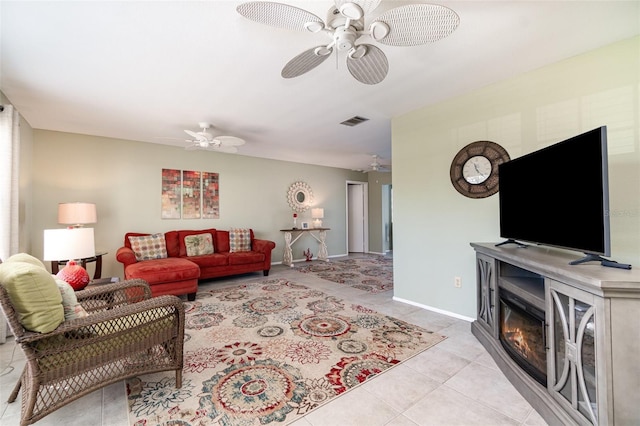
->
<box><xmin>161</xmin><ymin>168</ymin><xmax>219</xmax><ymax>219</ymax></box>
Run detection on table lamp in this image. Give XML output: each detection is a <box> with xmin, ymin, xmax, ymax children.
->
<box><xmin>58</xmin><ymin>202</ymin><xmax>97</xmax><ymax>228</ymax></box>
<box><xmin>44</xmin><ymin>228</ymin><xmax>95</xmax><ymax>290</ymax></box>
<box><xmin>312</xmin><ymin>208</ymin><xmax>324</xmax><ymax>228</ymax></box>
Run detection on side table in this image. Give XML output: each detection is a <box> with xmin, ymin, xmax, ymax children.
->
<box><xmin>51</xmin><ymin>251</ymin><xmax>107</xmax><ymax>279</ymax></box>
<box><xmin>280</xmin><ymin>228</ymin><xmax>330</xmax><ymax>267</ymax></box>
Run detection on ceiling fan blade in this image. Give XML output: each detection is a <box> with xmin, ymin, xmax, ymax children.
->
<box><xmin>373</xmin><ymin>4</ymin><xmax>460</xmax><ymax>46</ymax></box>
<box><xmin>184</xmin><ymin>129</ymin><xmax>209</xmax><ymax>141</ymax></box>
<box><xmin>334</xmin><ymin>0</ymin><xmax>381</xmax><ymax>16</ymax></box>
<box><xmin>213</xmin><ymin>136</ymin><xmax>246</xmax><ymax>146</ymax></box>
<box><xmin>281</xmin><ymin>46</ymin><xmax>332</xmax><ymax>79</ymax></box>
<box><xmin>210</xmin><ymin>145</ymin><xmax>239</xmax><ymax>154</ymax></box>
<box><xmin>236</xmin><ymin>2</ymin><xmax>324</xmax><ymax>32</ymax></box>
<box><xmin>346</xmin><ymin>44</ymin><xmax>388</xmax><ymax>85</ymax></box>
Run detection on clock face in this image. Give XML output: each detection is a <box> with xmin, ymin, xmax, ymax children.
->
<box><xmin>450</xmin><ymin>141</ymin><xmax>510</xmax><ymax>199</ymax></box>
<box><xmin>462</xmin><ymin>155</ymin><xmax>492</xmax><ymax>184</ymax></box>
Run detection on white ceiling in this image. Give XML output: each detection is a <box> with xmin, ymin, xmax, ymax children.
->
<box><xmin>2</xmin><ymin>1</ymin><xmax>638</xmax><ymax>171</ymax></box>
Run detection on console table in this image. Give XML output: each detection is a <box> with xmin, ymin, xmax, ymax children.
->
<box><xmin>280</xmin><ymin>228</ymin><xmax>330</xmax><ymax>267</ymax></box>
<box><xmin>471</xmin><ymin>242</ymin><xmax>640</xmax><ymax>425</ymax></box>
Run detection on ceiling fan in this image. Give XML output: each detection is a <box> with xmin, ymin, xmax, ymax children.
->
<box><xmin>358</xmin><ymin>154</ymin><xmax>390</xmax><ymax>172</ymax></box>
<box><xmin>183</xmin><ymin>122</ymin><xmax>245</xmax><ymax>153</ymax></box>
<box><xmin>236</xmin><ymin>0</ymin><xmax>460</xmax><ymax>84</ymax></box>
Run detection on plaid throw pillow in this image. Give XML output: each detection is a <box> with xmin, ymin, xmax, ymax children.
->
<box><xmin>184</xmin><ymin>233</ymin><xmax>214</xmax><ymax>256</ymax></box>
<box><xmin>128</xmin><ymin>233</ymin><xmax>168</xmax><ymax>261</ymax></box>
<box><xmin>229</xmin><ymin>228</ymin><xmax>251</xmax><ymax>252</ymax></box>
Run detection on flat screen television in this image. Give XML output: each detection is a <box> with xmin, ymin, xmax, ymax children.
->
<box><xmin>498</xmin><ymin>126</ymin><xmax>611</xmax><ymax>264</ymax></box>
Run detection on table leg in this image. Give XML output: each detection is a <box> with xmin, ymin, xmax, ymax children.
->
<box><xmin>317</xmin><ymin>230</ymin><xmax>329</xmax><ymax>262</ymax></box>
<box><xmin>283</xmin><ymin>232</ymin><xmax>294</xmax><ymax>267</ymax></box>
<box><xmin>94</xmin><ymin>254</ymin><xmax>102</xmax><ymax>279</ymax></box>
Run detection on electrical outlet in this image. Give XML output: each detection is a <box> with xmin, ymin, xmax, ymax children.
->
<box><xmin>454</xmin><ymin>276</ymin><xmax>462</xmax><ymax>288</ymax></box>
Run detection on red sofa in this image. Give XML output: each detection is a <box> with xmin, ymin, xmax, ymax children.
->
<box><xmin>116</xmin><ymin>228</ymin><xmax>275</xmax><ymax>301</ymax></box>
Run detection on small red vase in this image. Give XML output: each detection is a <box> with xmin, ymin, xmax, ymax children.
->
<box><xmin>57</xmin><ymin>260</ymin><xmax>90</xmax><ymax>290</ymax></box>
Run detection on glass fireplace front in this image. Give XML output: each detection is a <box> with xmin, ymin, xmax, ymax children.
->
<box><xmin>499</xmin><ymin>289</ymin><xmax>547</xmax><ymax>386</ymax></box>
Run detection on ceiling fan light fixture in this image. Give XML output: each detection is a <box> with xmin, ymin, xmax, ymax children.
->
<box><xmin>349</xmin><ymin>44</ymin><xmax>367</xmax><ymax>59</ymax></box>
<box><xmin>369</xmin><ymin>21</ymin><xmax>389</xmax><ymax>41</ymax></box>
<box><xmin>314</xmin><ymin>46</ymin><xmax>332</xmax><ymax>56</ymax></box>
<box><xmin>338</xmin><ymin>2</ymin><xmax>363</xmax><ymax>20</ymax></box>
<box><xmin>304</xmin><ymin>21</ymin><xmax>324</xmax><ymax>33</ymax></box>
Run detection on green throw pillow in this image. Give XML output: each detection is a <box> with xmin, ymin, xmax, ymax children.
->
<box><xmin>0</xmin><ymin>261</ymin><xmax>64</xmax><ymax>333</ymax></box>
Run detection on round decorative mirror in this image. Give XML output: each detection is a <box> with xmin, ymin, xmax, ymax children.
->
<box><xmin>287</xmin><ymin>181</ymin><xmax>313</xmax><ymax>212</ymax></box>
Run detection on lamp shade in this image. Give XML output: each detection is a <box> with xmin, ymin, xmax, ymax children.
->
<box><xmin>58</xmin><ymin>202</ymin><xmax>97</xmax><ymax>226</ymax></box>
<box><xmin>311</xmin><ymin>208</ymin><xmax>324</xmax><ymax>219</ymax></box>
<box><xmin>43</xmin><ymin>228</ymin><xmax>96</xmax><ymax>261</ymax></box>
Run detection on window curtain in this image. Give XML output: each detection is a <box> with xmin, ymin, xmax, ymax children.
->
<box><xmin>0</xmin><ymin>104</ymin><xmax>20</xmax><ymax>343</ymax></box>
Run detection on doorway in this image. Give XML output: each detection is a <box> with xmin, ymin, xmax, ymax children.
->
<box><xmin>346</xmin><ymin>181</ymin><xmax>368</xmax><ymax>253</ymax></box>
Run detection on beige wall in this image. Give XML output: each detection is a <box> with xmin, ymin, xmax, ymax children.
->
<box><xmin>31</xmin><ymin>130</ymin><xmax>365</xmax><ymax>278</ymax></box>
<box><xmin>393</xmin><ymin>36</ymin><xmax>640</xmax><ymax>319</ymax></box>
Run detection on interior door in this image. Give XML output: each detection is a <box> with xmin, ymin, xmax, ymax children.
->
<box><xmin>347</xmin><ymin>183</ymin><xmax>366</xmax><ymax>253</ymax></box>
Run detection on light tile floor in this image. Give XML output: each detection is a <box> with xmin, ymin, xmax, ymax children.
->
<box><xmin>0</xmin><ymin>257</ymin><xmax>548</xmax><ymax>426</ymax></box>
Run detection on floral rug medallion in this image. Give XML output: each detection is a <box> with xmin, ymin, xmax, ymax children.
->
<box><xmin>127</xmin><ymin>278</ymin><xmax>444</xmax><ymax>426</ymax></box>
<box><xmin>296</xmin><ymin>255</ymin><xmax>393</xmax><ymax>293</ymax></box>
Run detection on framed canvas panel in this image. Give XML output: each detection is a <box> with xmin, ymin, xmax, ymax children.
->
<box><xmin>182</xmin><ymin>170</ymin><xmax>201</xmax><ymax>219</ymax></box>
<box><xmin>161</xmin><ymin>168</ymin><xmax>181</xmax><ymax>219</ymax></box>
<box><xmin>202</xmin><ymin>172</ymin><xmax>220</xmax><ymax>219</ymax></box>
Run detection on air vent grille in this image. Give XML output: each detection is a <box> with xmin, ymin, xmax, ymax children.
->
<box><xmin>340</xmin><ymin>116</ymin><xmax>369</xmax><ymax>127</ymax></box>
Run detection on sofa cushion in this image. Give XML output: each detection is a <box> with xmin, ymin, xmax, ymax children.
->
<box><xmin>128</xmin><ymin>233</ymin><xmax>168</xmax><ymax>261</ymax></box>
<box><xmin>0</xmin><ymin>260</ymin><xmax>65</xmax><ymax>333</ymax></box>
<box><xmin>185</xmin><ymin>253</ymin><xmax>228</xmax><ymax>268</ymax></box>
<box><xmin>178</xmin><ymin>229</ymin><xmax>217</xmax><ymax>257</ymax></box>
<box><xmin>229</xmin><ymin>228</ymin><xmax>252</xmax><ymax>252</ymax></box>
<box><xmin>228</xmin><ymin>251</ymin><xmax>265</xmax><ymax>265</ymax></box>
<box><xmin>184</xmin><ymin>233</ymin><xmax>214</xmax><ymax>256</ymax></box>
<box><xmin>125</xmin><ymin>258</ymin><xmax>200</xmax><ymax>285</ymax></box>
<box><xmin>55</xmin><ymin>278</ymin><xmax>88</xmax><ymax>320</ymax></box>
<box><xmin>164</xmin><ymin>231</ymin><xmax>180</xmax><ymax>257</ymax></box>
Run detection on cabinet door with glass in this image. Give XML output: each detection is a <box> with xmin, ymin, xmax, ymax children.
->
<box><xmin>546</xmin><ymin>279</ymin><xmax>609</xmax><ymax>425</ymax></box>
<box><xmin>476</xmin><ymin>253</ymin><xmax>498</xmax><ymax>338</ymax></box>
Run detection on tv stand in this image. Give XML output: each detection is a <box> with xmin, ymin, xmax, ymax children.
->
<box><xmin>471</xmin><ymin>243</ymin><xmax>640</xmax><ymax>425</ymax></box>
<box><xmin>495</xmin><ymin>239</ymin><xmax>528</xmax><ymax>248</ymax></box>
<box><xmin>570</xmin><ymin>253</ymin><xmax>632</xmax><ymax>269</ymax></box>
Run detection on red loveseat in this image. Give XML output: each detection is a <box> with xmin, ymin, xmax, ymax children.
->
<box><xmin>116</xmin><ymin>228</ymin><xmax>276</xmax><ymax>301</ymax></box>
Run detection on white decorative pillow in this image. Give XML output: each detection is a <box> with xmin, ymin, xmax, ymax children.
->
<box><xmin>184</xmin><ymin>233</ymin><xmax>214</xmax><ymax>256</ymax></box>
<box><xmin>128</xmin><ymin>233</ymin><xmax>168</xmax><ymax>261</ymax></box>
<box><xmin>229</xmin><ymin>228</ymin><xmax>251</xmax><ymax>253</ymax></box>
<box><xmin>55</xmin><ymin>278</ymin><xmax>89</xmax><ymax>320</ymax></box>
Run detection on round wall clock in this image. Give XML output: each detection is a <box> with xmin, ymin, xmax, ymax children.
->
<box><xmin>450</xmin><ymin>140</ymin><xmax>510</xmax><ymax>199</ymax></box>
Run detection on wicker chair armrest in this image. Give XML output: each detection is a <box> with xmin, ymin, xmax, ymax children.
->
<box><xmin>76</xmin><ymin>279</ymin><xmax>152</xmax><ymax>313</ymax></box>
<box><xmin>15</xmin><ymin>295</ymin><xmax>184</xmax><ymax>346</ymax></box>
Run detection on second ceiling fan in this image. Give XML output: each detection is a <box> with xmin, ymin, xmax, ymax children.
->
<box><xmin>236</xmin><ymin>0</ymin><xmax>460</xmax><ymax>84</ymax></box>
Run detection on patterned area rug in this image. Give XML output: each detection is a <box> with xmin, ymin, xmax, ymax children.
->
<box><xmin>127</xmin><ymin>278</ymin><xmax>444</xmax><ymax>426</ymax></box>
<box><xmin>296</xmin><ymin>255</ymin><xmax>393</xmax><ymax>293</ymax></box>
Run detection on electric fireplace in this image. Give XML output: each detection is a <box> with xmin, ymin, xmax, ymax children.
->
<box><xmin>499</xmin><ymin>289</ymin><xmax>547</xmax><ymax>386</ymax></box>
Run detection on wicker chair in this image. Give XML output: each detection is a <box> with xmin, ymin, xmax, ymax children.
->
<box><xmin>0</xmin><ymin>279</ymin><xmax>185</xmax><ymax>426</ymax></box>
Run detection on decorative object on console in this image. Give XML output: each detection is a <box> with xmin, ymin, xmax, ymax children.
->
<box><xmin>287</xmin><ymin>181</ymin><xmax>313</xmax><ymax>212</ymax></box>
<box><xmin>43</xmin><ymin>227</ymin><xmax>96</xmax><ymax>290</ymax></box>
<box><xmin>58</xmin><ymin>202</ymin><xmax>97</xmax><ymax>228</ymax></box>
<box><xmin>303</xmin><ymin>248</ymin><xmax>313</xmax><ymax>261</ymax></box>
<box><xmin>311</xmin><ymin>208</ymin><xmax>324</xmax><ymax>228</ymax></box>
<box><xmin>450</xmin><ymin>140</ymin><xmax>510</xmax><ymax>199</ymax></box>
<box><xmin>236</xmin><ymin>1</ymin><xmax>459</xmax><ymax>85</ymax></box>
<box><xmin>292</xmin><ymin>213</ymin><xmax>298</xmax><ymax>229</ymax></box>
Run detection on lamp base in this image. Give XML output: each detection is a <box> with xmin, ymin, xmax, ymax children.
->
<box><xmin>313</xmin><ymin>219</ymin><xmax>323</xmax><ymax>228</ymax></box>
<box><xmin>56</xmin><ymin>260</ymin><xmax>90</xmax><ymax>290</ymax></box>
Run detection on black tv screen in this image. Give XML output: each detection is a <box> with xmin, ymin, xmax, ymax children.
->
<box><xmin>498</xmin><ymin>126</ymin><xmax>610</xmax><ymax>257</ymax></box>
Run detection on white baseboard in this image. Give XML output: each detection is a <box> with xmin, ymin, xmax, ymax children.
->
<box><xmin>392</xmin><ymin>296</ymin><xmax>476</xmax><ymax>322</ymax></box>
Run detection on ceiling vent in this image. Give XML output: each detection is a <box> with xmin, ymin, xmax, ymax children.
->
<box><xmin>340</xmin><ymin>116</ymin><xmax>369</xmax><ymax>127</ymax></box>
